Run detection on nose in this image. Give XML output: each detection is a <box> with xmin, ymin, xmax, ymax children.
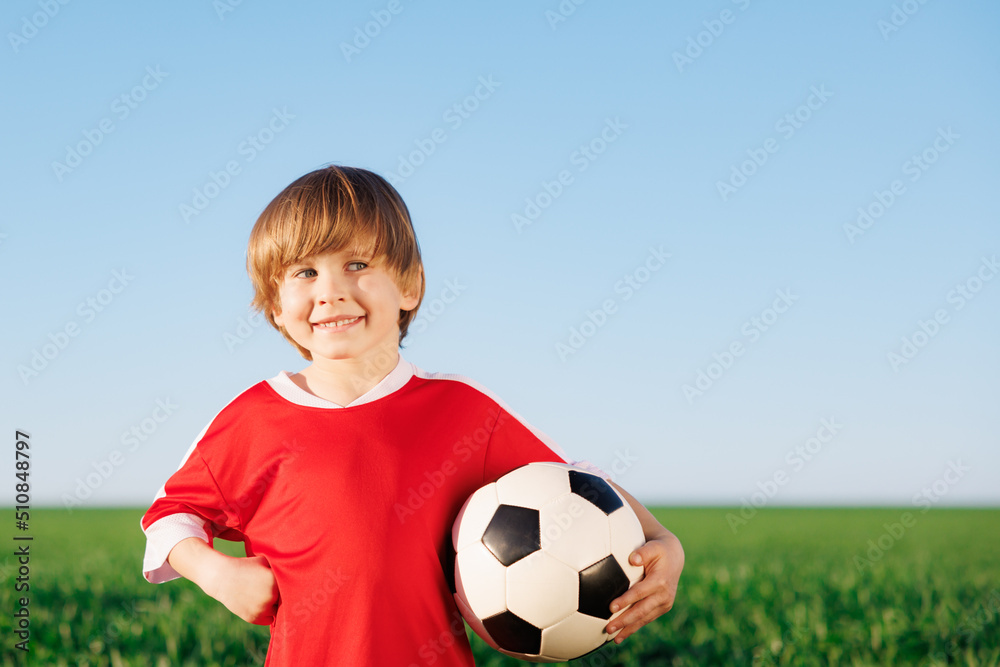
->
<box><xmin>316</xmin><ymin>272</ymin><xmax>348</xmax><ymax>304</ymax></box>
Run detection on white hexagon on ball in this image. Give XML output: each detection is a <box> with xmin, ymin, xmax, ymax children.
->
<box><xmin>539</xmin><ymin>493</ymin><xmax>612</xmax><ymax>571</ymax></box>
<box><xmin>455</xmin><ymin>541</ymin><xmax>507</xmax><ymax>620</ymax></box>
<box><xmin>495</xmin><ymin>461</ymin><xmax>571</xmax><ymax>509</ymax></box>
<box><xmin>504</xmin><ymin>550</ymin><xmax>578</xmax><ymax>629</ymax></box>
<box><xmin>540</xmin><ymin>611</ymin><xmax>613</xmax><ymax>661</ymax></box>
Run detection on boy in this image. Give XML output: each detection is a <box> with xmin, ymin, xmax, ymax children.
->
<box><xmin>141</xmin><ymin>165</ymin><xmax>683</xmax><ymax>665</ymax></box>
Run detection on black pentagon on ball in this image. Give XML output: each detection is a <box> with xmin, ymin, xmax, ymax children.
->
<box><xmin>569</xmin><ymin>470</ymin><xmax>624</xmax><ymax>515</ymax></box>
<box><xmin>482</xmin><ymin>504</ymin><xmax>540</xmax><ymax>566</ymax></box>
<box><xmin>483</xmin><ymin>610</ymin><xmax>542</xmax><ymax>655</ymax></box>
<box><xmin>578</xmin><ymin>555</ymin><xmax>631</xmax><ymax>620</ymax></box>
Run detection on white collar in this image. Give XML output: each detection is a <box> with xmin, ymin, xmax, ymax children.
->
<box><xmin>265</xmin><ymin>354</ymin><xmax>415</xmax><ymax>408</ymax></box>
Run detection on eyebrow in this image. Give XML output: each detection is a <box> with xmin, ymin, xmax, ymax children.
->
<box><xmin>347</xmin><ymin>246</ymin><xmax>376</xmax><ymax>260</ymax></box>
<box><xmin>281</xmin><ymin>261</ymin><xmax>313</xmax><ymax>278</ymax></box>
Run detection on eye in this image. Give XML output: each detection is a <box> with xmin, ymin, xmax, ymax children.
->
<box><xmin>293</xmin><ymin>268</ymin><xmax>317</xmax><ymax>279</ymax></box>
<box><xmin>347</xmin><ymin>261</ymin><xmax>368</xmax><ymax>271</ymax></box>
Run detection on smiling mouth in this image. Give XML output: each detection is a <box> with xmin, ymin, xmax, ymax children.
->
<box><xmin>313</xmin><ymin>316</ymin><xmax>362</xmax><ymax>329</ymax></box>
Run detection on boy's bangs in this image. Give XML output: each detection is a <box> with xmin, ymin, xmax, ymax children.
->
<box><xmin>273</xmin><ymin>197</ymin><xmax>383</xmax><ymax>274</ymax></box>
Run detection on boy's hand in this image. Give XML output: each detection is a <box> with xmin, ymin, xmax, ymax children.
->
<box><xmin>205</xmin><ymin>554</ymin><xmax>281</xmax><ymax>625</ymax></box>
<box><xmin>605</xmin><ymin>533</ymin><xmax>684</xmax><ymax>643</ymax></box>
<box><xmin>604</xmin><ymin>481</ymin><xmax>685</xmax><ymax>644</ymax></box>
<box><xmin>167</xmin><ymin>537</ymin><xmax>280</xmax><ymax>625</ymax></box>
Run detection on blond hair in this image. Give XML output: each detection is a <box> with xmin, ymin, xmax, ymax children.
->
<box><xmin>247</xmin><ymin>165</ymin><xmax>425</xmax><ymax>359</ymax></box>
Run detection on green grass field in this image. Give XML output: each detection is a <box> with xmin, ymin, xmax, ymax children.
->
<box><xmin>1</xmin><ymin>508</ymin><xmax>997</xmax><ymax>666</ymax></box>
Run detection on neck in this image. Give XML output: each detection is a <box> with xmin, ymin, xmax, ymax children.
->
<box><xmin>294</xmin><ymin>344</ymin><xmax>401</xmax><ymax>406</ymax></box>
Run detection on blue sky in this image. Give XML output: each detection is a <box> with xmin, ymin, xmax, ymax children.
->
<box><xmin>2</xmin><ymin>0</ymin><xmax>998</xmax><ymax>509</ymax></box>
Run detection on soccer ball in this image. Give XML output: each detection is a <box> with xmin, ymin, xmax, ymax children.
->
<box><xmin>451</xmin><ymin>461</ymin><xmax>645</xmax><ymax>662</ymax></box>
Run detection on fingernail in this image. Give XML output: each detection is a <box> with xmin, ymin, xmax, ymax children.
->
<box><xmin>610</xmin><ymin>604</ymin><xmax>619</xmax><ymax>613</ymax></box>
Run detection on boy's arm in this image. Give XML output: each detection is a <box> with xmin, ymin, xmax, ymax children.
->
<box><xmin>604</xmin><ymin>481</ymin><xmax>684</xmax><ymax>644</ymax></box>
<box><xmin>142</xmin><ymin>513</ymin><xmax>215</xmax><ymax>583</ymax></box>
<box><xmin>167</xmin><ymin>537</ymin><xmax>280</xmax><ymax>626</ymax></box>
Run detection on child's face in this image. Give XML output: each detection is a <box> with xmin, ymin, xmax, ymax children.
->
<box><xmin>272</xmin><ymin>248</ymin><xmax>419</xmax><ymax>365</ymax></box>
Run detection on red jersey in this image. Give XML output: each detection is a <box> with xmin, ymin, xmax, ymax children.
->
<box><xmin>141</xmin><ymin>356</ymin><xmax>598</xmax><ymax>666</ymax></box>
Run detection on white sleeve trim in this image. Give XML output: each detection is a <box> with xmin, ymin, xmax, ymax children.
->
<box><xmin>140</xmin><ymin>386</ymin><xmax>252</xmax><ymax>584</ymax></box>
<box><xmin>142</xmin><ymin>514</ymin><xmax>211</xmax><ymax>583</ymax></box>
<box><xmin>563</xmin><ymin>458</ymin><xmax>611</xmax><ymax>480</ymax></box>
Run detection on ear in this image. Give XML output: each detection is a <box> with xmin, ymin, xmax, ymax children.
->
<box><xmin>399</xmin><ymin>292</ymin><xmax>419</xmax><ymax>312</ymax></box>
<box><xmin>272</xmin><ymin>306</ymin><xmax>284</xmax><ymax>328</ymax></box>
<box><xmin>398</xmin><ymin>267</ymin><xmax>423</xmax><ymax>312</ymax></box>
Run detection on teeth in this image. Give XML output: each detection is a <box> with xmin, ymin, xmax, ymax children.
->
<box><xmin>316</xmin><ymin>317</ymin><xmax>360</xmax><ymax>328</ymax></box>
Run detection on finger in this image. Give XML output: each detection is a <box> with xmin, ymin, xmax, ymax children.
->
<box><xmin>627</xmin><ymin>540</ymin><xmax>664</xmax><ymax>567</ymax></box>
<box><xmin>607</xmin><ymin>575</ymin><xmax>677</xmax><ymax>633</ymax></box>
<box><xmin>608</xmin><ymin>572</ymin><xmax>659</xmax><ymax>616</ymax></box>
<box><xmin>608</xmin><ymin>549</ymin><xmax>661</xmax><ymax>611</ymax></box>
<box><xmin>607</xmin><ymin>611</ymin><xmax>645</xmax><ymax>643</ymax></box>
<box><xmin>613</xmin><ymin>543</ymin><xmax>680</xmax><ymax>612</ymax></box>
<box><xmin>606</xmin><ymin>591</ymin><xmax>650</xmax><ymax>634</ymax></box>
<box><xmin>607</xmin><ymin>596</ymin><xmax>671</xmax><ymax>643</ymax></box>
<box><xmin>605</xmin><ymin>588</ymin><xmax>649</xmax><ymax>637</ymax></box>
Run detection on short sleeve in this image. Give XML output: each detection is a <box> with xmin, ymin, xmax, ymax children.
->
<box><xmin>140</xmin><ymin>448</ymin><xmax>245</xmax><ymax>583</ymax></box>
<box><xmin>483</xmin><ymin>405</ymin><xmax>609</xmax><ymax>483</ymax></box>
